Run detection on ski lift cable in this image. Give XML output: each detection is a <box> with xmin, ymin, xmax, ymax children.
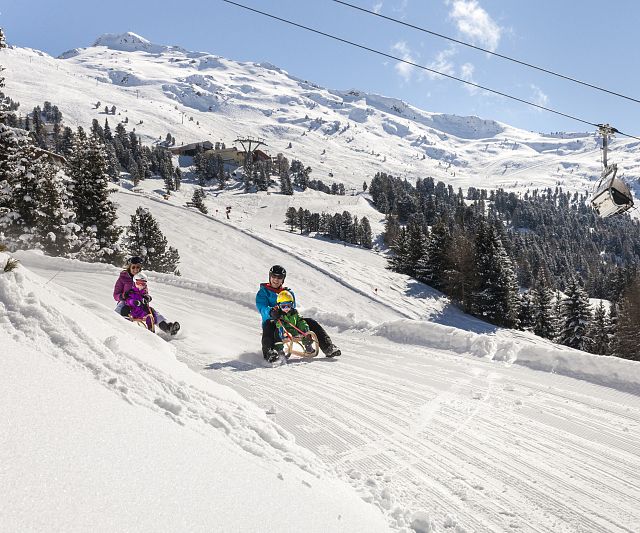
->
<box><xmin>221</xmin><ymin>1</ymin><xmax>640</xmax><ymax>140</ymax></box>
<box><xmin>332</xmin><ymin>0</ymin><xmax>640</xmax><ymax>106</ymax></box>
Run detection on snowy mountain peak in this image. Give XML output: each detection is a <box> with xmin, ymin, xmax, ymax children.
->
<box><xmin>93</xmin><ymin>32</ymin><xmax>152</xmax><ymax>50</ymax></box>
<box><xmin>89</xmin><ymin>32</ymin><xmax>188</xmax><ymax>55</ymax></box>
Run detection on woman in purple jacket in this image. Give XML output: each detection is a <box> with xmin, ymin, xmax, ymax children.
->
<box><xmin>113</xmin><ymin>256</ymin><xmax>180</xmax><ymax>335</ymax></box>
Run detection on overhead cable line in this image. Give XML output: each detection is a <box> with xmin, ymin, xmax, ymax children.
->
<box><xmin>332</xmin><ymin>0</ymin><xmax>640</xmax><ymax>106</ymax></box>
<box><xmin>221</xmin><ymin>0</ymin><xmax>640</xmax><ymax>141</ymax></box>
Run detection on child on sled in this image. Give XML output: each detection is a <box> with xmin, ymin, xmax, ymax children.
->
<box><xmin>272</xmin><ymin>290</ymin><xmax>316</xmax><ymax>357</ymax></box>
<box><xmin>120</xmin><ymin>272</ymin><xmax>180</xmax><ymax>335</ymax></box>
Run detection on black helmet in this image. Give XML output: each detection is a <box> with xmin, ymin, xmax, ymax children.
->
<box><xmin>269</xmin><ymin>264</ymin><xmax>286</xmax><ymax>279</ymax></box>
<box><xmin>127</xmin><ymin>256</ymin><xmax>144</xmax><ymax>265</ymax></box>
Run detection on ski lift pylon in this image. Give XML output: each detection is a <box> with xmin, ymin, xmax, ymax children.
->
<box><xmin>589</xmin><ymin>124</ymin><xmax>634</xmax><ymax>218</ymax></box>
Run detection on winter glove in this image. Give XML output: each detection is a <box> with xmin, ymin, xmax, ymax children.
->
<box><xmin>269</xmin><ymin>306</ymin><xmax>282</xmax><ymax>320</ymax></box>
<box><xmin>142</xmin><ymin>294</ymin><xmax>152</xmax><ymax>304</ymax></box>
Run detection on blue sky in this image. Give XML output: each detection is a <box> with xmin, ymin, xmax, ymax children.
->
<box><xmin>3</xmin><ymin>0</ymin><xmax>640</xmax><ymax>136</ymax></box>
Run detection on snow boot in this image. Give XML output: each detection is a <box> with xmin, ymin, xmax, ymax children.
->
<box><xmin>265</xmin><ymin>343</ymin><xmax>285</xmax><ymax>362</ymax></box>
<box><xmin>265</xmin><ymin>348</ymin><xmax>282</xmax><ymax>363</ymax></box>
<box><xmin>159</xmin><ymin>321</ymin><xmax>180</xmax><ymax>336</ymax></box>
<box><xmin>324</xmin><ymin>344</ymin><xmax>341</xmax><ymax>358</ymax></box>
<box><xmin>302</xmin><ymin>337</ymin><xmax>315</xmax><ymax>355</ymax></box>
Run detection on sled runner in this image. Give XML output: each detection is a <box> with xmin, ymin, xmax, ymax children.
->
<box><xmin>129</xmin><ymin>310</ymin><xmax>156</xmax><ymax>333</ymax></box>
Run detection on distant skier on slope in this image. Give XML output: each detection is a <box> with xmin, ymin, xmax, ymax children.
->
<box><xmin>255</xmin><ymin>264</ymin><xmax>341</xmax><ymax>362</ymax></box>
<box><xmin>113</xmin><ymin>256</ymin><xmax>180</xmax><ymax>335</ymax></box>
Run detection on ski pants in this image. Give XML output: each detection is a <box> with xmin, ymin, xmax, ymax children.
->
<box><xmin>261</xmin><ymin>317</ymin><xmax>333</xmax><ymax>356</ymax></box>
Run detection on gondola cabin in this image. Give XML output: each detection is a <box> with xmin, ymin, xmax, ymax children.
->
<box><xmin>590</xmin><ymin>171</ymin><xmax>634</xmax><ymax>218</ymax></box>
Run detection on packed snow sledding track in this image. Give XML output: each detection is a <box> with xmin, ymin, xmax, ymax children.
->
<box><xmin>19</xmin><ymin>251</ymin><xmax>640</xmax><ymax>532</ymax></box>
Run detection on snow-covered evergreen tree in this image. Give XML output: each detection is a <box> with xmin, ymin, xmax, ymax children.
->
<box><xmin>191</xmin><ymin>187</ymin><xmax>208</xmax><ymax>214</ymax></box>
<box><xmin>587</xmin><ymin>301</ymin><xmax>610</xmax><ymax>356</ymax></box>
<box><xmin>125</xmin><ymin>207</ymin><xmax>180</xmax><ymax>274</ymax></box>
<box><xmin>290</xmin><ymin>160</ymin><xmax>311</xmax><ymax>190</ymax></box>
<box><xmin>416</xmin><ymin>220</ymin><xmax>450</xmax><ymax>290</ymax></box>
<box><xmin>389</xmin><ymin>227</ymin><xmax>409</xmax><ymax>274</ymax></box>
<box><xmin>518</xmin><ymin>290</ymin><xmax>535</xmax><ymax>332</ymax></box>
<box><xmin>558</xmin><ymin>277</ymin><xmax>592</xmax><ymax>351</ymax></box>
<box><xmin>33</xmin><ymin>158</ymin><xmax>78</xmax><ymax>255</ymax></box>
<box><xmin>443</xmin><ymin>230</ymin><xmax>476</xmax><ymax>313</ymax></box>
<box><xmin>280</xmin><ymin>170</ymin><xmax>293</xmax><ymax>195</ymax></box>
<box><xmin>360</xmin><ymin>217</ymin><xmax>373</xmax><ymax>249</ymax></box>
<box><xmin>0</xmin><ymin>138</ymin><xmax>40</xmax><ymax>247</ymax></box>
<box><xmin>67</xmin><ymin>130</ymin><xmax>121</xmax><ymax>263</ymax></box>
<box><xmin>285</xmin><ymin>207</ymin><xmax>297</xmax><ymax>231</ymax></box>
<box><xmin>612</xmin><ymin>275</ymin><xmax>640</xmax><ymax>360</ymax></box>
<box><xmin>403</xmin><ymin>219</ymin><xmax>426</xmax><ymax>278</ymax></box>
<box><xmin>472</xmin><ymin>221</ymin><xmax>520</xmax><ymax>328</ymax></box>
<box><xmin>531</xmin><ymin>277</ymin><xmax>555</xmax><ymax>339</ymax></box>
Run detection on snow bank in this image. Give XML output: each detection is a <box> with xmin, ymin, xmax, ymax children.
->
<box><xmin>373</xmin><ymin>319</ymin><xmax>640</xmax><ymax>394</ymax></box>
<box><xmin>0</xmin><ymin>254</ymin><xmax>388</xmax><ymax>532</ymax></box>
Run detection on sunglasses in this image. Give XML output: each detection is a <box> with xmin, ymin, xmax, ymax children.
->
<box><xmin>270</xmin><ymin>274</ymin><xmax>284</xmax><ymax>280</ymax></box>
<box><xmin>280</xmin><ymin>303</ymin><xmax>293</xmax><ymax>311</ymax></box>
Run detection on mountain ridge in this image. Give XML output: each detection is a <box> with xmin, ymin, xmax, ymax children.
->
<box><xmin>2</xmin><ymin>34</ymin><xmax>638</xmax><ymax>202</ymax></box>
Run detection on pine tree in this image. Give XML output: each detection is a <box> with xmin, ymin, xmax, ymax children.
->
<box><xmin>0</xmin><ymin>48</ymin><xmax>33</xmax><ymax>246</ymax></box>
<box><xmin>558</xmin><ymin>277</ymin><xmax>592</xmax><ymax>351</ymax></box>
<box><xmin>552</xmin><ymin>290</ymin><xmax>563</xmax><ymax>341</ymax></box>
<box><xmin>125</xmin><ymin>207</ymin><xmax>180</xmax><ymax>274</ymax></box>
<box><xmin>285</xmin><ymin>207</ymin><xmax>297</xmax><ymax>232</ymax></box>
<box><xmin>217</xmin><ymin>163</ymin><xmax>228</xmax><ymax>190</ymax></box>
<box><xmin>360</xmin><ymin>217</ymin><xmax>373</xmax><ymax>249</ymax></box>
<box><xmin>67</xmin><ymin>130</ymin><xmax>122</xmax><ymax>263</ymax></box>
<box><xmin>443</xmin><ymin>230</ymin><xmax>476</xmax><ymax>312</ymax></box>
<box><xmin>472</xmin><ymin>222</ymin><xmax>520</xmax><ymax>328</ymax></box>
<box><xmin>33</xmin><ymin>158</ymin><xmax>77</xmax><ymax>255</ymax></box>
<box><xmin>104</xmin><ymin>143</ymin><xmax>120</xmax><ymax>181</ymax></box>
<box><xmin>1</xmin><ymin>36</ymin><xmax>18</xmax><ymax>127</ymax></box>
<box><xmin>297</xmin><ymin>207</ymin><xmax>307</xmax><ymax>234</ymax></box>
<box><xmin>191</xmin><ymin>187</ymin><xmax>208</xmax><ymax>214</ymax></box>
<box><xmin>587</xmin><ymin>301</ymin><xmax>610</xmax><ymax>355</ymax></box>
<box><xmin>280</xmin><ymin>170</ymin><xmax>293</xmax><ymax>195</ymax></box>
<box><xmin>416</xmin><ymin>219</ymin><xmax>450</xmax><ymax>290</ymax></box>
<box><xmin>388</xmin><ymin>227</ymin><xmax>409</xmax><ymax>274</ymax></box>
<box><xmin>612</xmin><ymin>275</ymin><xmax>640</xmax><ymax>360</ymax></box>
<box><xmin>531</xmin><ymin>276</ymin><xmax>555</xmax><ymax>339</ymax></box>
<box><xmin>404</xmin><ymin>219</ymin><xmax>427</xmax><ymax>278</ymax></box>
<box><xmin>174</xmin><ymin>167</ymin><xmax>182</xmax><ymax>191</ymax></box>
<box><xmin>518</xmin><ymin>290</ymin><xmax>535</xmax><ymax>331</ymax></box>
<box><xmin>0</xmin><ymin>138</ymin><xmax>40</xmax><ymax>247</ymax></box>
<box><xmin>58</xmin><ymin>126</ymin><xmax>74</xmax><ymax>155</ymax></box>
<box><xmin>383</xmin><ymin>215</ymin><xmax>400</xmax><ymax>247</ymax></box>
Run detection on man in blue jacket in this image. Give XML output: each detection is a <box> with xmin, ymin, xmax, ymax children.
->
<box><xmin>256</xmin><ymin>264</ymin><xmax>341</xmax><ymax>362</ymax></box>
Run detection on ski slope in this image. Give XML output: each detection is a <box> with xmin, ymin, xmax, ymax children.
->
<box><xmin>4</xmin><ymin>184</ymin><xmax>640</xmax><ymax>532</ymax></box>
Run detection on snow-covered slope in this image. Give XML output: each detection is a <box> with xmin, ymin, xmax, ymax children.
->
<box><xmin>3</xmin><ymin>33</ymin><xmax>639</xmax><ymax>200</ymax></box>
<box><xmin>0</xmin><ymin>252</ymin><xmax>388</xmax><ymax>532</ymax></box>
<box><xmin>4</xmin><ymin>180</ymin><xmax>640</xmax><ymax>531</ymax></box>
